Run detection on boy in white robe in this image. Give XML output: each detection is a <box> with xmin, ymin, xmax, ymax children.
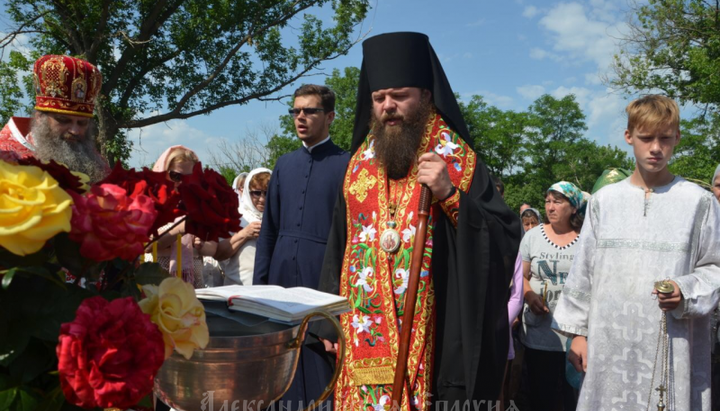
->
<box><xmin>554</xmin><ymin>95</ymin><xmax>720</xmax><ymax>411</ymax></box>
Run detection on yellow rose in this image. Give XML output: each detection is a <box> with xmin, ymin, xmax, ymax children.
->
<box><xmin>139</xmin><ymin>277</ymin><xmax>209</xmax><ymax>359</ymax></box>
<box><xmin>0</xmin><ymin>161</ymin><xmax>73</xmax><ymax>256</ymax></box>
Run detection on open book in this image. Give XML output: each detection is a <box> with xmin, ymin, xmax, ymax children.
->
<box><xmin>195</xmin><ymin>285</ymin><xmax>350</xmax><ymax>324</ymax></box>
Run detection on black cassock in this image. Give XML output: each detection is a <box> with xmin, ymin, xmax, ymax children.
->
<box><xmin>316</xmin><ymin>159</ymin><xmax>521</xmax><ymax>403</ymax></box>
<box><xmin>254</xmin><ymin>139</ymin><xmax>349</xmax><ymax>410</ymax></box>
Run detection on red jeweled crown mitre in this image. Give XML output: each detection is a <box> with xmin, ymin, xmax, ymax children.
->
<box><xmin>33</xmin><ymin>55</ymin><xmax>102</xmax><ymax>118</ymax></box>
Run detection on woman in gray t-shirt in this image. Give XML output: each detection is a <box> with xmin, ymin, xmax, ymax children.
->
<box><xmin>520</xmin><ymin>181</ymin><xmax>586</xmax><ymax>411</ymax></box>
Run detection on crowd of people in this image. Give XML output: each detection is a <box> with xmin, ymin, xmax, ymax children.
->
<box><xmin>2</xmin><ymin>32</ymin><xmax>720</xmax><ymax>411</ymax></box>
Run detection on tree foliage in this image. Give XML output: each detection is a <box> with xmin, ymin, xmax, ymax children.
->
<box><xmin>0</xmin><ymin>0</ymin><xmax>369</xmax><ymax>164</ymax></box>
<box><xmin>264</xmin><ymin>65</ymin><xmax>359</xmax><ymax>167</ymax></box>
<box><xmin>611</xmin><ymin>0</ymin><xmax>720</xmax><ymax>114</ymax></box>
<box><xmin>669</xmin><ymin>115</ymin><xmax>720</xmax><ymax>185</ymax></box>
<box><xmin>609</xmin><ymin>0</ymin><xmax>720</xmax><ymax>184</ymax></box>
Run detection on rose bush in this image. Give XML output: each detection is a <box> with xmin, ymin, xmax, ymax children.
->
<box><xmin>57</xmin><ymin>296</ymin><xmax>165</xmax><ymax>409</ymax></box>
<box><xmin>0</xmin><ymin>157</ymin><xmax>240</xmax><ymax>410</ymax></box>
<box><xmin>0</xmin><ymin>161</ymin><xmax>73</xmax><ymax>256</ymax></box>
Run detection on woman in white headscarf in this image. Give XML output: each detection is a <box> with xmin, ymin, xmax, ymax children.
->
<box><xmin>232</xmin><ymin>172</ymin><xmax>248</xmax><ymax>200</ymax></box>
<box><xmin>215</xmin><ymin>167</ymin><xmax>272</xmax><ymax>285</ymax></box>
<box><xmin>712</xmin><ymin>164</ymin><xmax>720</xmax><ymax>202</ymax></box>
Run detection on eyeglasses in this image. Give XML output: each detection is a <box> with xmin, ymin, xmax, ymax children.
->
<box><xmin>288</xmin><ymin>107</ymin><xmax>325</xmax><ymax>117</ymax></box>
<box><xmin>250</xmin><ymin>190</ymin><xmax>267</xmax><ymax>198</ymax></box>
<box><xmin>168</xmin><ymin>171</ymin><xmax>184</xmax><ymax>182</ymax></box>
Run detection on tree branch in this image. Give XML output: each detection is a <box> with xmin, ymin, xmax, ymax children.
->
<box><xmin>0</xmin><ymin>10</ymin><xmax>50</xmax><ymax>50</ymax></box>
<box><xmin>118</xmin><ymin>48</ymin><xmax>183</xmax><ymax>108</ymax></box>
<box><xmin>167</xmin><ymin>2</ymin><xmax>316</xmax><ymax>116</ymax></box>
<box><xmin>87</xmin><ymin>0</ymin><xmax>113</xmax><ymax>62</ymax></box>
<box><xmin>104</xmin><ymin>0</ymin><xmax>184</xmax><ymax>93</ymax></box>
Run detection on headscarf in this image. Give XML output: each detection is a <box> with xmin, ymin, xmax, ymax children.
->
<box><xmin>351</xmin><ymin>32</ymin><xmax>471</xmax><ymax>154</ymax></box>
<box><xmin>521</xmin><ymin>207</ymin><xmax>542</xmax><ymax>222</ymax></box>
<box><xmin>152</xmin><ymin>145</ymin><xmax>199</xmax><ymax>284</ymax></box>
<box><xmin>547</xmin><ymin>181</ymin><xmax>587</xmax><ymax>218</ymax></box>
<box><xmin>239</xmin><ymin>167</ymin><xmax>272</xmax><ymax>226</ymax></box>
<box><xmin>232</xmin><ymin>172</ymin><xmax>248</xmax><ymax>204</ymax></box>
<box><xmin>713</xmin><ymin>164</ymin><xmax>720</xmax><ymax>185</ymax></box>
<box><xmin>152</xmin><ymin>145</ymin><xmax>197</xmax><ymax>172</ymax></box>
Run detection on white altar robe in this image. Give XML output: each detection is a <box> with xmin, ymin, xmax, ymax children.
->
<box><xmin>554</xmin><ymin>177</ymin><xmax>720</xmax><ymax>411</ymax></box>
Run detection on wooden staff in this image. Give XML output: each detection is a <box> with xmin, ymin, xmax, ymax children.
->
<box><xmin>391</xmin><ymin>184</ymin><xmax>432</xmax><ymax>410</ymax></box>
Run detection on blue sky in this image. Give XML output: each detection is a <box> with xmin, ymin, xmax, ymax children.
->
<box><xmin>3</xmin><ymin>0</ymin><xmax>644</xmax><ymax>168</ymax></box>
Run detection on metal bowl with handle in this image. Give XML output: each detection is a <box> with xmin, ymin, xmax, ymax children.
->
<box><xmin>154</xmin><ymin>311</ymin><xmax>345</xmax><ymax>411</ymax></box>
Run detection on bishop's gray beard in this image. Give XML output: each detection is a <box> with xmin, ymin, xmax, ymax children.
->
<box><xmin>371</xmin><ymin>100</ymin><xmax>432</xmax><ymax>180</ymax></box>
<box><xmin>31</xmin><ymin>116</ymin><xmax>109</xmax><ymax>184</ymax></box>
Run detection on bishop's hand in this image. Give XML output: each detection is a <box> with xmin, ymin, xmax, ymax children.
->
<box><xmin>417</xmin><ymin>153</ymin><xmax>453</xmax><ymax>200</ymax></box>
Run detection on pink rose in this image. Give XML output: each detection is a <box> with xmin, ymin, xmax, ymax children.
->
<box><xmin>69</xmin><ymin>184</ymin><xmax>158</xmax><ymax>261</ymax></box>
<box><xmin>57</xmin><ymin>296</ymin><xmax>165</xmax><ymax>409</ymax></box>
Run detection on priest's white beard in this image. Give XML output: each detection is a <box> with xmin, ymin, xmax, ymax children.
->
<box><xmin>32</xmin><ymin>114</ymin><xmax>109</xmax><ymax>183</ymax></box>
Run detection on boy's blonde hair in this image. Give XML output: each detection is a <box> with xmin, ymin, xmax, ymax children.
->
<box><xmin>626</xmin><ymin>95</ymin><xmax>680</xmax><ymax>134</ymax></box>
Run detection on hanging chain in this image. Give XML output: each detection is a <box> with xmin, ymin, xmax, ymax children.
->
<box><xmin>647</xmin><ymin>281</ymin><xmax>673</xmax><ymax>411</ymax></box>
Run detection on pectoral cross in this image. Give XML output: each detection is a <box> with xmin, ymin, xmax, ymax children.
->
<box><xmin>655</xmin><ymin>385</ymin><xmax>667</xmax><ymax>411</ymax></box>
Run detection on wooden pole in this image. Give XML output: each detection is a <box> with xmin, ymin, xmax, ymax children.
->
<box><xmin>391</xmin><ymin>185</ymin><xmax>432</xmax><ymax>410</ymax></box>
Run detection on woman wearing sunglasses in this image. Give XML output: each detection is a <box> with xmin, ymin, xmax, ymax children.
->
<box><xmin>149</xmin><ymin>145</ymin><xmax>217</xmax><ymax>288</ymax></box>
<box><xmin>216</xmin><ymin>167</ymin><xmax>272</xmax><ymax>286</ymax></box>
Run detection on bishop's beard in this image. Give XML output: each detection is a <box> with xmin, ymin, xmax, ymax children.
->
<box><xmin>32</xmin><ymin>115</ymin><xmax>109</xmax><ymax>184</ymax></box>
<box><xmin>371</xmin><ymin>100</ymin><xmax>432</xmax><ymax>180</ymax></box>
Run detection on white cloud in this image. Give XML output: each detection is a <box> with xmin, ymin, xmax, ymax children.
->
<box><xmin>483</xmin><ymin>91</ymin><xmax>514</xmax><ymax>108</ymax></box>
<box><xmin>551</xmin><ymin>85</ymin><xmax>592</xmax><ymax>107</ymax></box>
<box><xmin>543</xmin><ymin>85</ymin><xmax>629</xmax><ymax>146</ymax></box>
<box><xmin>523</xmin><ymin>6</ymin><xmax>539</xmax><ymax>18</ymax></box>
<box><xmin>585</xmin><ymin>72</ymin><xmax>603</xmax><ymax>85</ymax></box>
<box><xmin>127</xmin><ymin>119</ymin><xmax>227</xmax><ymax>168</ymax></box>
<box><xmin>463</xmin><ymin>52</ymin><xmax>473</xmax><ymax>59</ymax></box>
<box><xmin>537</xmin><ymin>2</ymin><xmax>626</xmax><ymax>71</ymax></box>
<box><xmin>516</xmin><ymin>84</ymin><xmax>546</xmax><ymax>100</ymax></box>
<box><xmin>529</xmin><ymin>47</ymin><xmax>562</xmax><ymax>62</ymax></box>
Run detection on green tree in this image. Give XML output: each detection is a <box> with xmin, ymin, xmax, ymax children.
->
<box><xmin>458</xmin><ymin>95</ymin><xmax>532</xmax><ymax>176</ymax></box>
<box><xmin>611</xmin><ymin>0</ymin><xmax>720</xmax><ymax>114</ymax></box>
<box><xmin>0</xmin><ymin>0</ymin><xmax>369</xmax><ymax>164</ymax></box>
<box><xmin>670</xmin><ymin>115</ymin><xmax>720</xmax><ymax>185</ymax></box>
<box><xmin>264</xmin><ymin>65</ymin><xmax>359</xmax><ymax>167</ymax></box>
<box><xmin>609</xmin><ymin>0</ymin><xmax>720</xmax><ymax>184</ymax></box>
<box><xmin>503</xmin><ymin>94</ymin><xmax>632</xmax><ymax>212</ymax></box>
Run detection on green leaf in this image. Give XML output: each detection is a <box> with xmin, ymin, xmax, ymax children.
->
<box><xmin>33</xmin><ymin>385</ymin><xmax>65</xmax><ymax>411</ymax></box>
<box><xmin>12</xmin><ymin>388</ymin><xmax>40</xmax><ymax>411</ymax></box>
<box><xmin>8</xmin><ymin>339</ymin><xmax>54</xmax><ymax>384</ymax></box>
<box><xmin>52</xmin><ymin>233</ymin><xmax>85</xmax><ymax>277</ymax></box>
<box><xmin>0</xmin><ymin>271</ymin><xmax>14</xmax><ymax>290</ymax></box>
<box><xmin>0</xmin><ymin>388</ymin><xmax>17</xmax><ymax>411</ymax></box>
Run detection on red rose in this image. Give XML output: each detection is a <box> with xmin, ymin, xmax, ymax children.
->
<box><xmin>102</xmin><ymin>162</ymin><xmax>183</xmax><ymax>236</ymax></box>
<box><xmin>178</xmin><ymin>162</ymin><xmax>241</xmax><ymax>242</ymax></box>
<box><xmin>57</xmin><ymin>296</ymin><xmax>165</xmax><ymax>409</ymax></box>
<box><xmin>69</xmin><ymin>184</ymin><xmax>158</xmax><ymax>261</ymax></box>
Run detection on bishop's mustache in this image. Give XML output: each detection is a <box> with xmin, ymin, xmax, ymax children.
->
<box><xmin>381</xmin><ymin>113</ymin><xmax>403</xmax><ymax>123</ymax></box>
